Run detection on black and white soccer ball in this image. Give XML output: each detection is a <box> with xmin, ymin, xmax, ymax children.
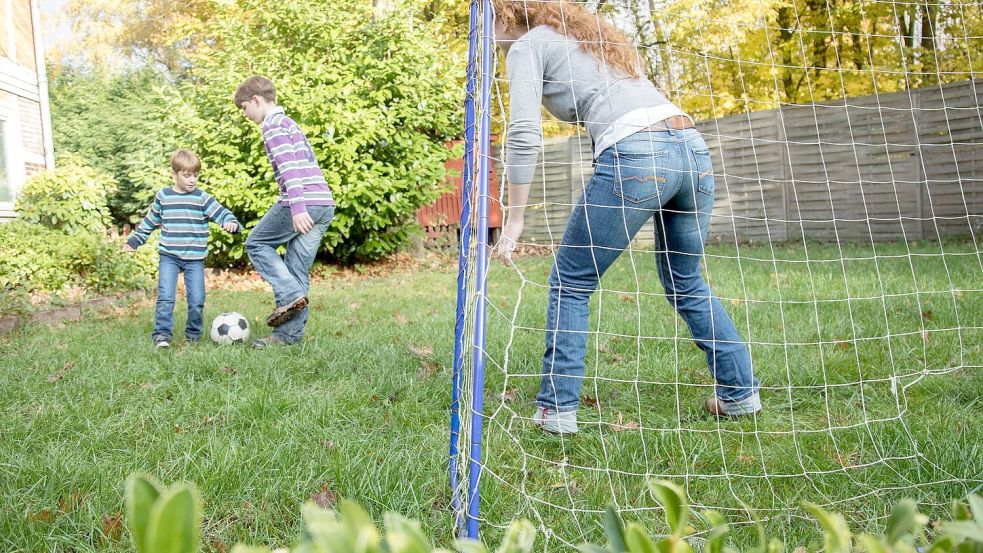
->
<box><xmin>210</xmin><ymin>312</ymin><xmax>250</xmax><ymax>345</ymax></box>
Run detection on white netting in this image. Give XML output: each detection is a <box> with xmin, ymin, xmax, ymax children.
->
<box><xmin>452</xmin><ymin>0</ymin><xmax>983</xmax><ymax>549</ymax></box>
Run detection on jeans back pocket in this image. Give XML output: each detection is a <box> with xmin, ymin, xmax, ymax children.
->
<box><xmin>692</xmin><ymin>148</ymin><xmax>714</xmax><ymax>196</ymax></box>
<box><xmin>612</xmin><ymin>149</ymin><xmax>669</xmax><ymax>204</ymax></box>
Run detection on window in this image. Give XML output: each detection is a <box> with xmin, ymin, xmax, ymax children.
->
<box><xmin>0</xmin><ymin>122</ymin><xmax>9</xmax><ymax>203</ymax></box>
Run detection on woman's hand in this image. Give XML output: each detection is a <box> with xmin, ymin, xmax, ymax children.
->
<box><xmin>495</xmin><ymin>217</ymin><xmax>524</xmax><ymax>264</ymax></box>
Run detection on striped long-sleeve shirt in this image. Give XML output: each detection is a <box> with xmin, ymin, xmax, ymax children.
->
<box><xmin>127</xmin><ymin>188</ymin><xmax>240</xmax><ymax>260</ymax></box>
<box><xmin>261</xmin><ymin>107</ymin><xmax>334</xmax><ymax>216</ymax></box>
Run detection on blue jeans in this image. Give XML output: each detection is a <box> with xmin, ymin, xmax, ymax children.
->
<box><xmin>537</xmin><ymin>128</ymin><xmax>759</xmax><ymax>411</ymax></box>
<box><xmin>154</xmin><ymin>253</ymin><xmax>205</xmax><ymax>341</ymax></box>
<box><xmin>245</xmin><ymin>204</ymin><xmax>334</xmax><ymax>343</ymax></box>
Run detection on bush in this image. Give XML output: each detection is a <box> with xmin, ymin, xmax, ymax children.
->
<box><xmin>0</xmin><ymin>220</ymin><xmax>155</xmax><ymax>303</ymax></box>
<box><xmin>178</xmin><ymin>0</ymin><xmax>462</xmax><ymax>263</ymax></box>
<box><xmin>127</xmin><ymin>475</ymin><xmax>983</xmax><ymax>553</ymax></box>
<box><xmin>0</xmin><ymin>220</ymin><xmax>77</xmax><ymax>292</ymax></box>
<box><xmin>14</xmin><ymin>154</ymin><xmax>117</xmax><ymax>233</ymax></box>
<box><xmin>48</xmin><ymin>67</ymin><xmax>190</xmax><ymax>226</ymax></box>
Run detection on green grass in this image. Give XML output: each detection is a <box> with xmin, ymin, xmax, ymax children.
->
<box><xmin>1</xmin><ymin>240</ymin><xmax>980</xmax><ymax>551</ymax></box>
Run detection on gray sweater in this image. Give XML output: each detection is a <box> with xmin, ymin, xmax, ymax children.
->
<box><xmin>504</xmin><ymin>25</ymin><xmax>675</xmax><ymax>184</ymax></box>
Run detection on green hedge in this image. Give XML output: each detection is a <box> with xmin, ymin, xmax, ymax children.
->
<box><xmin>0</xmin><ymin>159</ymin><xmax>157</xmax><ymax>314</ymax></box>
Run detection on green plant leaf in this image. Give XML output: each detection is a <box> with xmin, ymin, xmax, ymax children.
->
<box><xmin>624</xmin><ymin>523</ymin><xmax>657</xmax><ymax>553</ymax></box>
<box><xmin>858</xmin><ymin>534</ymin><xmax>890</xmax><ymax>553</ymax></box>
<box><xmin>604</xmin><ymin>506</ymin><xmax>628</xmax><ymax>553</ymax></box>
<box><xmin>385</xmin><ymin>513</ymin><xmax>431</xmax><ymax>553</ymax></box>
<box><xmin>456</xmin><ymin>539</ymin><xmax>490</xmax><ymax>553</ymax></box>
<box><xmin>496</xmin><ymin>520</ymin><xmax>536</xmax><ymax>553</ymax></box>
<box><xmin>578</xmin><ymin>545</ymin><xmax>612</xmax><ymax>553</ymax></box>
<box><xmin>125</xmin><ymin>474</ymin><xmax>162</xmax><ymax>553</ymax></box>
<box><xmin>648</xmin><ymin>480</ymin><xmax>689</xmax><ymax>538</ymax></box>
<box><xmin>145</xmin><ymin>485</ymin><xmax>202</xmax><ymax>553</ymax></box>
<box><xmin>886</xmin><ymin>499</ymin><xmax>920</xmax><ymax>545</ymax></box>
<box><xmin>804</xmin><ymin>502</ymin><xmax>852</xmax><ymax>553</ymax></box>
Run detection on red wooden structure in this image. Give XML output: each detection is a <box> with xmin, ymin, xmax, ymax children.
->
<box><xmin>416</xmin><ymin>142</ymin><xmax>503</xmax><ymax>238</ymax></box>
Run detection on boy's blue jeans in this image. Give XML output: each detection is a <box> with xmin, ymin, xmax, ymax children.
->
<box><xmin>154</xmin><ymin>253</ymin><xmax>205</xmax><ymax>341</ymax></box>
<box><xmin>537</xmin><ymin>128</ymin><xmax>759</xmax><ymax>411</ymax></box>
<box><xmin>245</xmin><ymin>204</ymin><xmax>334</xmax><ymax>343</ymax></box>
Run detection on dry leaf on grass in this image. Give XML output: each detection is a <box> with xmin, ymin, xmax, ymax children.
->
<box><xmin>394</xmin><ymin>311</ymin><xmax>408</xmax><ymax>326</ymax></box>
<box><xmin>418</xmin><ymin>360</ymin><xmax>440</xmax><ymax>379</ymax></box>
<box><xmin>608</xmin><ymin>412</ymin><xmax>640</xmax><ymax>432</ymax></box>
<box><xmin>102</xmin><ymin>511</ymin><xmax>123</xmax><ymax>541</ymax></box>
<box><xmin>46</xmin><ymin>373</ymin><xmax>63</xmax><ymax>383</ymax></box>
<box><xmin>409</xmin><ymin>344</ymin><xmax>433</xmax><ymax>357</ymax></box>
<box><xmin>310</xmin><ymin>483</ymin><xmax>337</xmax><ymax>509</ymax></box>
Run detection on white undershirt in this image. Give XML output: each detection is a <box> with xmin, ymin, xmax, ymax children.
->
<box><xmin>592</xmin><ymin>104</ymin><xmax>687</xmax><ymax>159</ymax></box>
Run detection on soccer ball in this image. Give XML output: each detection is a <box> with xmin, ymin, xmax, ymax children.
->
<box><xmin>210</xmin><ymin>312</ymin><xmax>250</xmax><ymax>345</ymax></box>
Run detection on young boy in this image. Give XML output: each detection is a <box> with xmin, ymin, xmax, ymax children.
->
<box><xmin>125</xmin><ymin>149</ymin><xmax>240</xmax><ymax>349</ymax></box>
<box><xmin>234</xmin><ymin>75</ymin><xmax>335</xmax><ymax>349</ymax></box>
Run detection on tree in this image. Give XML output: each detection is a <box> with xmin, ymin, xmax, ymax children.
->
<box><xmin>176</xmin><ymin>0</ymin><xmax>464</xmax><ymax>262</ymax></box>
<box><xmin>47</xmin><ymin>66</ymin><xmax>191</xmax><ymax>225</ymax></box>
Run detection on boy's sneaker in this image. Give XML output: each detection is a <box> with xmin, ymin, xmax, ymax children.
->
<box><xmin>533</xmin><ymin>406</ymin><xmax>579</xmax><ymax>435</ymax></box>
<box><xmin>704</xmin><ymin>393</ymin><xmax>762</xmax><ymax>417</ymax></box>
<box><xmin>252</xmin><ymin>336</ymin><xmax>288</xmax><ymax>350</ymax></box>
<box><xmin>153</xmin><ymin>337</ymin><xmax>171</xmax><ymax>349</ymax></box>
<box><xmin>266</xmin><ymin>296</ymin><xmax>308</xmax><ymax>327</ymax></box>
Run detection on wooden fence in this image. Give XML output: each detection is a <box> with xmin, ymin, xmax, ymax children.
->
<box><xmin>491</xmin><ymin>79</ymin><xmax>983</xmax><ymax>245</ymax></box>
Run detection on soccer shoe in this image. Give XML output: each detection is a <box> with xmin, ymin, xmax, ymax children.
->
<box><xmin>533</xmin><ymin>406</ymin><xmax>579</xmax><ymax>435</ymax></box>
<box><xmin>153</xmin><ymin>337</ymin><xmax>171</xmax><ymax>349</ymax></box>
<box><xmin>266</xmin><ymin>296</ymin><xmax>309</xmax><ymax>327</ymax></box>
<box><xmin>704</xmin><ymin>393</ymin><xmax>762</xmax><ymax>417</ymax></box>
<box><xmin>252</xmin><ymin>336</ymin><xmax>288</xmax><ymax>350</ymax></box>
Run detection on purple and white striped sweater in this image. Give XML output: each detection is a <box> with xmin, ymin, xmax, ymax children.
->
<box><xmin>261</xmin><ymin>107</ymin><xmax>334</xmax><ymax>216</ymax></box>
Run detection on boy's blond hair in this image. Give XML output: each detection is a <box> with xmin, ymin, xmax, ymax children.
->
<box><xmin>171</xmin><ymin>149</ymin><xmax>201</xmax><ymax>173</ymax></box>
<box><xmin>234</xmin><ymin>76</ymin><xmax>276</xmax><ymax>108</ymax></box>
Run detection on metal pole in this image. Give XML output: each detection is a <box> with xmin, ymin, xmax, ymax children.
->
<box><xmin>465</xmin><ymin>0</ymin><xmax>494</xmax><ymax>540</ymax></box>
<box><xmin>450</xmin><ymin>0</ymin><xmax>481</xmax><ymax>532</ymax></box>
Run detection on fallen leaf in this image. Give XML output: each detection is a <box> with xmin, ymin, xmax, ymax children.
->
<box><xmin>174</xmin><ymin>425</ymin><xmax>184</xmax><ymax>434</ymax></box>
<box><xmin>417</xmin><ymin>360</ymin><xmax>440</xmax><ymax>379</ymax></box>
<box><xmin>320</xmin><ymin>439</ymin><xmax>335</xmax><ymax>450</ymax></box>
<box><xmin>28</xmin><ymin>508</ymin><xmax>54</xmax><ymax>522</ymax></box>
<box><xmin>57</xmin><ymin>490</ymin><xmax>83</xmax><ymax>513</ymax></box>
<box><xmin>211</xmin><ymin>542</ymin><xmax>229</xmax><ymax>553</ymax></box>
<box><xmin>63</xmin><ymin>362</ymin><xmax>75</xmax><ymax>370</ymax></box>
<box><xmin>922</xmin><ymin>309</ymin><xmax>934</xmax><ymax>321</ymax></box>
<box><xmin>836</xmin><ymin>341</ymin><xmax>852</xmax><ymax>350</ymax></box>
<box><xmin>502</xmin><ymin>388</ymin><xmax>519</xmax><ymax>402</ymax></box>
<box><xmin>394</xmin><ymin>311</ymin><xmax>408</xmax><ymax>326</ymax></box>
<box><xmin>581</xmin><ymin>395</ymin><xmax>599</xmax><ymax>408</ymax></box>
<box><xmin>139</xmin><ymin>383</ymin><xmax>156</xmax><ymax>390</ymax></box>
<box><xmin>310</xmin><ymin>483</ymin><xmax>337</xmax><ymax>509</ymax></box>
<box><xmin>222</xmin><ymin>367</ymin><xmax>236</xmax><ymax>375</ymax></box>
<box><xmin>835</xmin><ymin>452</ymin><xmax>858</xmax><ymax>467</ymax></box>
<box><xmin>409</xmin><ymin>344</ymin><xmax>433</xmax><ymax>357</ymax></box>
<box><xmin>348</xmin><ymin>302</ymin><xmax>359</xmax><ymax>310</ymax></box>
<box><xmin>738</xmin><ymin>455</ymin><xmax>755</xmax><ymax>463</ymax></box>
<box><xmin>608</xmin><ymin>412</ymin><xmax>639</xmax><ymax>432</ymax></box>
<box><xmin>46</xmin><ymin>373</ymin><xmax>63</xmax><ymax>383</ymax></box>
<box><xmin>619</xmin><ymin>294</ymin><xmax>635</xmax><ymax>303</ymax></box>
<box><xmin>102</xmin><ymin>511</ymin><xmax>123</xmax><ymax>541</ymax></box>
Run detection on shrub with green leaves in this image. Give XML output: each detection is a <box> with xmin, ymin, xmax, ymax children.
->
<box><xmin>177</xmin><ymin>0</ymin><xmax>463</xmax><ymax>263</ymax></box>
<box><xmin>0</xmin><ymin>220</ymin><xmax>154</xmax><ymax>303</ymax></box>
<box><xmin>125</xmin><ymin>475</ymin><xmax>983</xmax><ymax>553</ymax></box>
<box><xmin>14</xmin><ymin>154</ymin><xmax>117</xmax><ymax>233</ymax></box>
<box><xmin>48</xmin><ymin>67</ymin><xmax>191</xmax><ymax>226</ymax></box>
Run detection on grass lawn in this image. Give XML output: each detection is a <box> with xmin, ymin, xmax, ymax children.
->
<box><xmin>1</xmin><ymin>240</ymin><xmax>981</xmax><ymax>551</ymax></box>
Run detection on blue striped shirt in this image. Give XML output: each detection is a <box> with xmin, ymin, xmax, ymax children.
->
<box><xmin>127</xmin><ymin>188</ymin><xmax>240</xmax><ymax>260</ymax></box>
